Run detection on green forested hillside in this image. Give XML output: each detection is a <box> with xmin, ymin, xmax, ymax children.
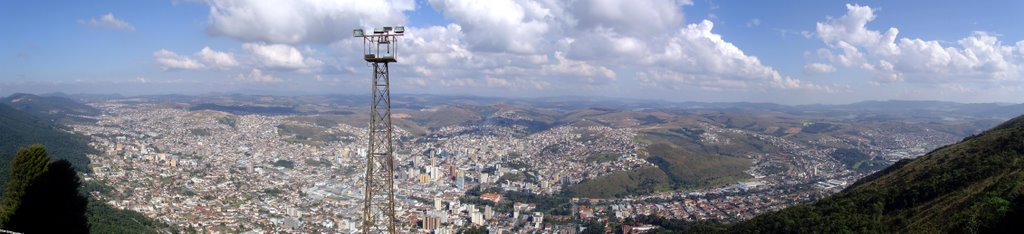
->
<box><xmin>0</xmin><ymin>145</ymin><xmax>89</xmax><ymax>233</ymax></box>
<box><xmin>85</xmin><ymin>196</ymin><xmax>169</xmax><ymax>233</ymax></box>
<box><xmin>0</xmin><ymin>104</ymin><xmax>167</xmax><ymax>233</ymax></box>
<box><xmin>714</xmin><ymin>115</ymin><xmax>1024</xmax><ymax>233</ymax></box>
<box><xmin>0</xmin><ymin>104</ymin><xmax>94</xmax><ymax>188</ymax></box>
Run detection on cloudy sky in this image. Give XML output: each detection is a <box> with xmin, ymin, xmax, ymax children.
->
<box><xmin>2</xmin><ymin>0</ymin><xmax>1024</xmax><ymax>104</ymax></box>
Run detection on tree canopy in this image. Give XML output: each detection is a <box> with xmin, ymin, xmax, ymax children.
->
<box><xmin>0</xmin><ymin>144</ymin><xmax>89</xmax><ymax>233</ymax></box>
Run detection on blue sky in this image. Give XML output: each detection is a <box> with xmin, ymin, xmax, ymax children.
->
<box><xmin>2</xmin><ymin>0</ymin><xmax>1023</xmax><ymax>104</ymax></box>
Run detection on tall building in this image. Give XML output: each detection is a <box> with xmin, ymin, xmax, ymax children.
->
<box><xmin>434</xmin><ymin>196</ymin><xmax>444</xmax><ymax>211</ymax></box>
<box><xmin>532</xmin><ymin>212</ymin><xmax>544</xmax><ymax>229</ymax></box>
<box><xmin>449</xmin><ymin>164</ymin><xmax>458</xmax><ymax>180</ymax></box>
<box><xmin>456</xmin><ymin>174</ymin><xmax>465</xmax><ymax>190</ymax></box>
<box><xmin>470</xmin><ymin>211</ymin><xmax>484</xmax><ymax>226</ymax></box>
<box><xmin>484</xmin><ymin>206</ymin><xmax>494</xmax><ymax>220</ymax></box>
<box><xmin>419</xmin><ymin>174</ymin><xmax>431</xmax><ymax>184</ymax></box>
<box><xmin>423</xmin><ymin>215</ymin><xmax>440</xmax><ymax>230</ymax></box>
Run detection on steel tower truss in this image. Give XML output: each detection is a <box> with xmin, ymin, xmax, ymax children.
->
<box><xmin>354</xmin><ymin>26</ymin><xmax>403</xmax><ymax>233</ymax></box>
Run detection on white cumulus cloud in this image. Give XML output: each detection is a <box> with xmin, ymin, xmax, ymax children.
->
<box><xmin>153</xmin><ymin>49</ymin><xmax>205</xmax><ymax>70</ymax></box>
<box><xmin>398</xmin><ymin>24</ymin><xmax>473</xmax><ymax>67</ymax></box>
<box><xmin>236</xmin><ymin>68</ymin><xmax>281</xmax><ymax>83</ymax></box>
<box><xmin>541</xmin><ymin>52</ymin><xmax>616</xmax><ymax>84</ymax></box>
<box><xmin>428</xmin><ymin>0</ymin><xmax>553</xmax><ymax>53</ymax></box>
<box><xmin>641</xmin><ymin>20</ymin><xmax>830</xmax><ymax>91</ymax></box>
<box><xmin>814</xmin><ymin>4</ymin><xmax>1024</xmax><ymax>83</ymax></box>
<box><xmin>571</xmin><ymin>0</ymin><xmax>690</xmax><ymax>35</ymax></box>
<box><xmin>310</xmin><ymin>0</ymin><xmax>830</xmax><ymax>95</ymax></box>
<box><xmin>242</xmin><ymin>42</ymin><xmax>323</xmax><ymax>71</ymax></box>
<box><xmin>406</xmin><ymin>0</ymin><xmax>826</xmax><ymax>93</ymax></box>
<box><xmin>197</xmin><ymin>47</ymin><xmax>241</xmax><ymax>68</ymax></box>
<box><xmin>78</xmin><ymin>13</ymin><xmax>135</xmax><ymax>31</ymax></box>
<box><xmin>153</xmin><ymin>47</ymin><xmax>238</xmax><ymax>70</ymax></box>
<box><xmin>204</xmin><ymin>0</ymin><xmax>413</xmax><ymax>44</ymax></box>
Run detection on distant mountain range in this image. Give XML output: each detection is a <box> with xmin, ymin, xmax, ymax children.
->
<box><xmin>36</xmin><ymin>92</ymin><xmax>1024</xmax><ymax>119</ymax></box>
<box><xmin>713</xmin><ymin>115</ymin><xmax>1024</xmax><ymax>232</ymax></box>
<box><xmin>813</xmin><ymin>100</ymin><xmax>1024</xmax><ymax>119</ymax></box>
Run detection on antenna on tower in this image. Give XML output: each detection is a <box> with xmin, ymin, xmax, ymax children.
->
<box><xmin>354</xmin><ymin>25</ymin><xmax>404</xmax><ymax>233</ymax></box>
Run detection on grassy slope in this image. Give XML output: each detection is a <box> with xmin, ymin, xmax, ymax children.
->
<box><xmin>723</xmin><ymin>115</ymin><xmax>1024</xmax><ymax>233</ymax></box>
<box><xmin>570</xmin><ymin>141</ymin><xmax>751</xmax><ymax>198</ymax></box>
<box><xmin>566</xmin><ymin>114</ymin><xmax>757</xmax><ymax>197</ymax></box>
<box><xmin>647</xmin><ymin>144</ymin><xmax>752</xmax><ymax>189</ymax></box>
<box><xmin>569</xmin><ymin>167</ymin><xmax>671</xmax><ymax>198</ymax></box>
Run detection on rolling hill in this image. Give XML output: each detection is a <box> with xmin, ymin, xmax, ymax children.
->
<box><xmin>569</xmin><ymin>143</ymin><xmax>752</xmax><ymax>198</ymax></box>
<box><xmin>1</xmin><ymin>93</ymin><xmax>101</xmax><ymax>124</ymax></box>
<box><xmin>717</xmin><ymin>114</ymin><xmax>1024</xmax><ymax>233</ymax></box>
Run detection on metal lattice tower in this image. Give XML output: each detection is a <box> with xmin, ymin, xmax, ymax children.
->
<box><xmin>354</xmin><ymin>26</ymin><xmax>404</xmax><ymax>233</ymax></box>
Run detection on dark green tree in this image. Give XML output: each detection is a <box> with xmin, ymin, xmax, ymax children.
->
<box><xmin>461</xmin><ymin>225</ymin><xmax>488</xmax><ymax>234</ymax></box>
<box><xmin>0</xmin><ymin>144</ymin><xmax>50</xmax><ymax>223</ymax></box>
<box><xmin>0</xmin><ymin>145</ymin><xmax>90</xmax><ymax>233</ymax></box>
<box><xmin>581</xmin><ymin>220</ymin><xmax>605</xmax><ymax>234</ymax></box>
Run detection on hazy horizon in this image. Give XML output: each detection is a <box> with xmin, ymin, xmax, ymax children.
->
<box><xmin>7</xmin><ymin>90</ymin><xmax>1024</xmax><ymax>106</ymax></box>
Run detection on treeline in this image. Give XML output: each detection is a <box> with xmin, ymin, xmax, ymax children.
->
<box><xmin>461</xmin><ymin>186</ymin><xmax>572</xmax><ymax>215</ymax></box>
<box><xmin>0</xmin><ymin>145</ymin><xmax>89</xmax><ymax>233</ymax></box>
<box><xmin>0</xmin><ymin>144</ymin><xmax>168</xmax><ymax>233</ymax></box>
<box><xmin>621</xmin><ymin>215</ymin><xmax>726</xmax><ymax>233</ymax></box>
<box><xmin>86</xmin><ymin>199</ymin><xmax>169</xmax><ymax>233</ymax></box>
<box><xmin>0</xmin><ymin>104</ymin><xmax>96</xmax><ymax>193</ymax></box>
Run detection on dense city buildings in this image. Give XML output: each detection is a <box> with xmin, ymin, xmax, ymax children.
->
<box><xmin>70</xmin><ymin>100</ymin><xmax>971</xmax><ymax>233</ymax></box>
